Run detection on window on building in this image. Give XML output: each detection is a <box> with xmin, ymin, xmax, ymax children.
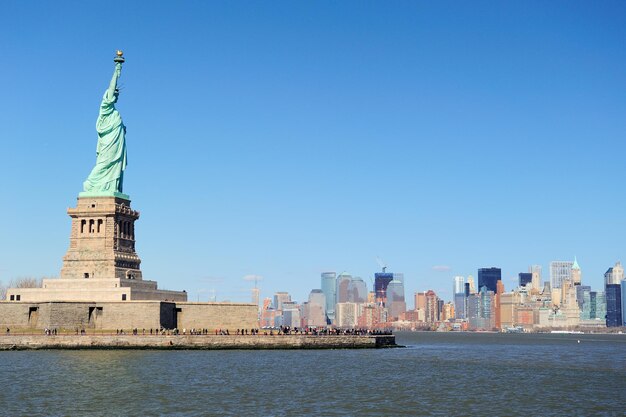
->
<box><xmin>15</xmin><ymin>295</ymin><xmax>20</xmax><ymax>301</ymax></box>
<box><xmin>122</xmin><ymin>294</ymin><xmax>127</xmax><ymax>301</ymax></box>
<box><xmin>84</xmin><ymin>273</ymin><xmax>90</xmax><ymax>279</ymax></box>
<box><xmin>10</xmin><ymin>295</ymin><xmax>14</xmax><ymax>301</ymax></box>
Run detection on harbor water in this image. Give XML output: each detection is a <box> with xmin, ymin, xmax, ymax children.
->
<box><xmin>0</xmin><ymin>332</ymin><xmax>624</xmax><ymax>416</ymax></box>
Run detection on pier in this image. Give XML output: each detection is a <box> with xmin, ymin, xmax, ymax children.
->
<box><xmin>0</xmin><ymin>334</ymin><xmax>397</xmax><ymax>350</ymax></box>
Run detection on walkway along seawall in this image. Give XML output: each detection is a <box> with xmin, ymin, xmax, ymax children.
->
<box><xmin>0</xmin><ymin>334</ymin><xmax>397</xmax><ymax>350</ymax></box>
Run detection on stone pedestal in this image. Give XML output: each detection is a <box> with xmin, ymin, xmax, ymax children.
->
<box><xmin>61</xmin><ymin>196</ymin><xmax>142</xmax><ymax>280</ymax></box>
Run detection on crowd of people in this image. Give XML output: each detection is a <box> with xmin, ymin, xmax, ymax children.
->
<box><xmin>3</xmin><ymin>326</ymin><xmax>392</xmax><ymax>336</ymax></box>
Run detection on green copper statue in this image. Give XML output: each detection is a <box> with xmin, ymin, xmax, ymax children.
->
<box><xmin>80</xmin><ymin>51</ymin><xmax>128</xmax><ymax>199</ymax></box>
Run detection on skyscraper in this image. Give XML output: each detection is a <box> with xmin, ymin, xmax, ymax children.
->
<box><xmin>453</xmin><ymin>276</ymin><xmax>466</xmax><ymax>320</ymax></box>
<box><xmin>274</xmin><ymin>292</ymin><xmax>291</xmax><ymax>311</ymax></box>
<box><xmin>454</xmin><ymin>293</ymin><xmax>466</xmax><ymax>319</ymax></box>
<box><xmin>347</xmin><ymin>277</ymin><xmax>368</xmax><ymax>303</ymax></box>
<box><xmin>335</xmin><ymin>272</ymin><xmax>352</xmax><ymax>304</ymax></box>
<box><xmin>530</xmin><ymin>265</ymin><xmax>542</xmax><ymax>290</ymax></box>
<box><xmin>320</xmin><ymin>272</ymin><xmax>336</xmax><ymax>323</ymax></box>
<box><xmin>374</xmin><ymin>272</ymin><xmax>394</xmax><ymax>305</ymax></box>
<box><xmin>478</xmin><ymin>267</ymin><xmax>501</xmax><ymax>294</ymax></box>
<box><xmin>571</xmin><ymin>257</ymin><xmax>582</xmax><ymax>285</ymax></box>
<box><xmin>467</xmin><ymin>275</ymin><xmax>476</xmax><ymax>293</ymax></box>
<box><xmin>386</xmin><ymin>280</ymin><xmax>406</xmax><ymax>319</ymax></box>
<box><xmin>425</xmin><ymin>290</ymin><xmax>439</xmax><ymax>323</ymax></box>
<box><xmin>335</xmin><ymin>302</ymin><xmax>358</xmax><ymax>328</ymax></box>
<box><xmin>306</xmin><ymin>289</ymin><xmax>326</xmax><ymax>327</ymax></box>
<box><xmin>605</xmin><ymin>284</ymin><xmax>622</xmax><ymax>327</ymax></box>
<box><xmin>467</xmin><ymin>286</ymin><xmax>495</xmax><ymax>330</ymax></box>
<box><xmin>550</xmin><ymin>261</ymin><xmax>573</xmax><ymax>289</ymax></box>
<box><xmin>518</xmin><ymin>273</ymin><xmax>532</xmax><ymax>288</ymax></box>
<box><xmin>453</xmin><ymin>276</ymin><xmax>465</xmax><ymax>295</ymax></box>
<box><xmin>605</xmin><ymin>261</ymin><xmax>624</xmax><ymax>286</ymax></box>
<box><xmin>281</xmin><ymin>301</ymin><xmax>300</xmax><ymax>328</ymax></box>
<box><xmin>414</xmin><ymin>291</ymin><xmax>426</xmax><ymax>311</ymax></box>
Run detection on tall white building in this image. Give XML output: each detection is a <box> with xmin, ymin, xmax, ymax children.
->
<box><xmin>605</xmin><ymin>261</ymin><xmax>624</xmax><ymax>286</ymax></box>
<box><xmin>335</xmin><ymin>302</ymin><xmax>358</xmax><ymax>328</ymax></box>
<box><xmin>530</xmin><ymin>265</ymin><xmax>542</xmax><ymax>290</ymax></box>
<box><xmin>453</xmin><ymin>276</ymin><xmax>465</xmax><ymax>295</ymax></box>
<box><xmin>550</xmin><ymin>261</ymin><xmax>573</xmax><ymax>289</ymax></box>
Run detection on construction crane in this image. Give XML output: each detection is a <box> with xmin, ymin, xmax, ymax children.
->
<box><xmin>375</xmin><ymin>256</ymin><xmax>388</xmax><ymax>273</ymax></box>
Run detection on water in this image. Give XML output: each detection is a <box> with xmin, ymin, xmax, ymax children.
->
<box><xmin>0</xmin><ymin>332</ymin><xmax>625</xmax><ymax>416</ymax></box>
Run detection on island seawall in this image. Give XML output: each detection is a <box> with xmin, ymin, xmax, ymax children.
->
<box><xmin>0</xmin><ymin>334</ymin><xmax>397</xmax><ymax>350</ymax></box>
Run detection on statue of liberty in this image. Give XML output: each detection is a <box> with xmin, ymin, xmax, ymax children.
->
<box><xmin>81</xmin><ymin>51</ymin><xmax>128</xmax><ymax>198</ymax></box>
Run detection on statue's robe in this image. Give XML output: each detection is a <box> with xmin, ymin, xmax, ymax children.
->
<box><xmin>83</xmin><ymin>91</ymin><xmax>127</xmax><ymax>194</ymax></box>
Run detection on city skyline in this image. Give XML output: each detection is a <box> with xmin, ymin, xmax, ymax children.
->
<box><xmin>1</xmin><ymin>2</ymin><xmax>626</xmax><ymax>304</ymax></box>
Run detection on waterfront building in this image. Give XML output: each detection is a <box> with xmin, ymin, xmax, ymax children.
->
<box><xmin>530</xmin><ymin>265</ymin><xmax>542</xmax><ymax>291</ymax></box>
<box><xmin>425</xmin><ymin>290</ymin><xmax>439</xmax><ymax>323</ymax></box>
<box><xmin>454</xmin><ymin>292</ymin><xmax>466</xmax><ymax>319</ymax></box>
<box><xmin>550</xmin><ymin>261</ymin><xmax>573</xmax><ymax>289</ymax></box>
<box><xmin>414</xmin><ymin>291</ymin><xmax>426</xmax><ymax>311</ymax></box>
<box><xmin>357</xmin><ymin>303</ymin><xmax>384</xmax><ymax>328</ymax></box>
<box><xmin>519</xmin><ymin>273</ymin><xmax>532</xmax><ymax>288</ymax></box>
<box><xmin>495</xmin><ymin>280</ymin><xmax>505</xmax><ymax>329</ymax></box>
<box><xmin>590</xmin><ymin>291</ymin><xmax>606</xmax><ymax>321</ymax></box>
<box><xmin>516</xmin><ymin>306</ymin><xmax>535</xmax><ymax>328</ymax></box>
<box><xmin>605</xmin><ymin>284</ymin><xmax>622</xmax><ymax>327</ymax></box>
<box><xmin>441</xmin><ymin>302</ymin><xmax>454</xmax><ymax>321</ymax></box>
<box><xmin>386</xmin><ymin>280</ymin><xmax>406</xmax><ymax>320</ymax></box>
<box><xmin>468</xmin><ymin>286</ymin><xmax>495</xmax><ymax>330</ymax></box>
<box><xmin>348</xmin><ymin>277</ymin><xmax>367</xmax><ymax>303</ymax></box>
<box><xmin>320</xmin><ymin>272</ymin><xmax>336</xmax><ymax>323</ymax></box>
<box><xmin>336</xmin><ymin>272</ymin><xmax>352</xmax><ymax>304</ymax></box>
<box><xmin>577</xmin><ymin>286</ymin><xmax>591</xmax><ymax>319</ymax></box>
<box><xmin>335</xmin><ymin>302</ymin><xmax>358</xmax><ymax>328</ymax></box>
<box><xmin>500</xmin><ymin>292</ymin><xmax>521</xmax><ymax>328</ymax></box>
<box><xmin>274</xmin><ymin>292</ymin><xmax>291</xmax><ymax>311</ymax></box>
<box><xmin>478</xmin><ymin>267</ymin><xmax>501</xmax><ymax>294</ymax></box>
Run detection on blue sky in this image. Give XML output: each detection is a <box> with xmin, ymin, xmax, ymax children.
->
<box><xmin>1</xmin><ymin>1</ymin><xmax>625</xmax><ymax>304</ymax></box>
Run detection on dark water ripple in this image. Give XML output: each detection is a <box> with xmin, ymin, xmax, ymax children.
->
<box><xmin>0</xmin><ymin>332</ymin><xmax>625</xmax><ymax>416</ymax></box>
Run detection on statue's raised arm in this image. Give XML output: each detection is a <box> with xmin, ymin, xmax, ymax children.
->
<box><xmin>80</xmin><ymin>51</ymin><xmax>128</xmax><ymax>199</ymax></box>
<box><xmin>106</xmin><ymin>63</ymin><xmax>122</xmax><ymax>101</ymax></box>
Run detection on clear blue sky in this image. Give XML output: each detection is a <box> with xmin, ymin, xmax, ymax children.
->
<box><xmin>1</xmin><ymin>1</ymin><xmax>625</xmax><ymax>304</ymax></box>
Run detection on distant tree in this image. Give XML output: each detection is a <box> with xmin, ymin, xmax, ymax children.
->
<box><xmin>0</xmin><ymin>280</ymin><xmax>6</xmax><ymax>301</ymax></box>
<box><xmin>9</xmin><ymin>276</ymin><xmax>43</xmax><ymax>288</ymax></box>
